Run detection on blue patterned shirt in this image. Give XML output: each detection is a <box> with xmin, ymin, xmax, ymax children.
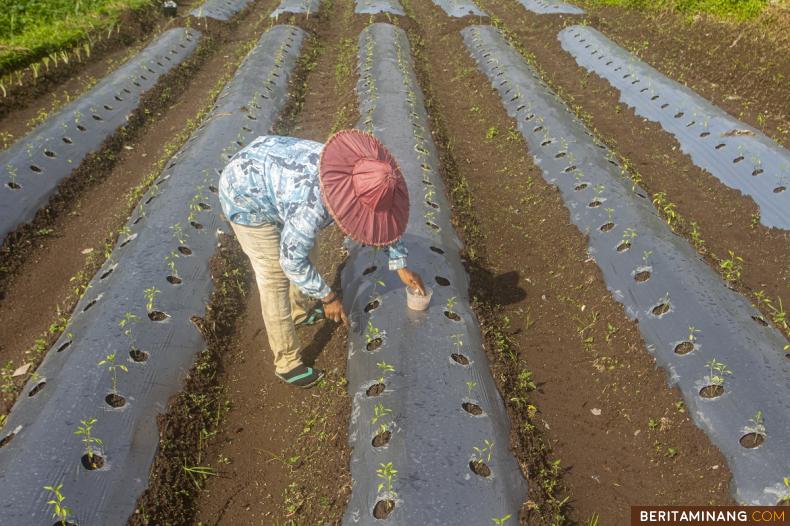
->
<box><xmin>219</xmin><ymin>135</ymin><xmax>408</xmax><ymax>298</ymax></box>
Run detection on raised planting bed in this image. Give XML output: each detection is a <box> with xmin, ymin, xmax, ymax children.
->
<box><xmin>431</xmin><ymin>0</ymin><xmax>487</xmax><ymax>18</ymax></box>
<box><xmin>340</xmin><ymin>23</ymin><xmax>527</xmax><ymax>524</ymax></box>
<box><xmin>355</xmin><ymin>0</ymin><xmax>405</xmax><ymax>16</ymax></box>
<box><xmin>462</xmin><ymin>25</ymin><xmax>790</xmax><ymax>505</ymax></box>
<box><xmin>271</xmin><ymin>0</ymin><xmax>322</xmax><ymax>17</ymax></box>
<box><xmin>0</xmin><ymin>25</ymin><xmax>307</xmax><ymax>525</ymax></box>
<box><xmin>559</xmin><ymin>26</ymin><xmax>790</xmax><ymax>230</ymax></box>
<box><xmin>516</xmin><ymin>0</ymin><xmax>584</xmax><ymax>15</ymax></box>
<box><xmin>0</xmin><ymin>28</ymin><xmax>200</xmax><ymax>244</ymax></box>
<box><xmin>190</xmin><ymin>0</ymin><xmax>255</xmax><ymax>21</ymax></box>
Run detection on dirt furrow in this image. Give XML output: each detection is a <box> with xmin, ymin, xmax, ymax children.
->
<box><xmin>399</xmin><ymin>1</ymin><xmax>733</xmax><ymax>522</ymax></box>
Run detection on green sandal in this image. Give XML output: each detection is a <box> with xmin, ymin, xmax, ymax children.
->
<box><xmin>296</xmin><ymin>306</ymin><xmax>325</xmax><ymax>327</ymax></box>
<box><xmin>276</xmin><ymin>364</ymin><xmax>325</xmax><ymax>389</ymax></box>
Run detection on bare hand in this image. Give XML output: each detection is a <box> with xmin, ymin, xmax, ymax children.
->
<box><xmin>397</xmin><ymin>267</ymin><xmax>426</xmax><ymax>295</ymax></box>
<box><xmin>323</xmin><ymin>296</ymin><xmax>349</xmax><ymax>327</ymax></box>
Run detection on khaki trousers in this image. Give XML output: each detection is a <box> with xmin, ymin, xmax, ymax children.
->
<box><xmin>231</xmin><ymin>222</ymin><xmax>317</xmax><ymax>374</ymax></box>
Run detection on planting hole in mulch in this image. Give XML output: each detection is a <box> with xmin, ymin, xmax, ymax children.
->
<box><xmin>444</xmin><ymin>310</ymin><xmax>461</xmax><ymax>321</ymax></box>
<box><xmin>198</xmin><ymin>202</ymin><xmax>211</xmax><ymax>210</ymax></box>
<box><xmin>426</xmin><ymin>200</ymin><xmax>439</xmax><ymax>209</ymax></box>
<box><xmin>785</xmin><ymin>353</ymin><xmax>790</xmax><ymax>360</ymax></box>
<box><xmin>600</xmin><ymin>222</ymin><xmax>615</xmax><ymax>232</ymax></box>
<box><xmin>774</xmin><ymin>186</ymin><xmax>786</xmax><ymax>193</ymax></box>
<box><xmin>100</xmin><ymin>267</ymin><xmax>114</xmax><ymax>280</ymax></box>
<box><xmin>674</xmin><ymin>341</ymin><xmax>694</xmax><ymax>355</ymax></box>
<box><xmin>372</xmin><ymin>430</ymin><xmax>392</xmax><ymax>447</ymax></box>
<box><xmin>589</xmin><ymin>200</ymin><xmax>602</xmax><ymax>208</ymax></box>
<box><xmin>617</xmin><ymin>241</ymin><xmax>631</xmax><ymax>252</ymax></box>
<box><xmin>367</xmin><ymin>338</ymin><xmax>383</xmax><ymax>352</ymax></box>
<box><xmin>751</xmin><ymin>315</ymin><xmax>768</xmax><ymax>327</ymax></box>
<box><xmin>105</xmin><ymin>393</ymin><xmax>126</xmax><ymax>408</ymax></box>
<box><xmin>575</xmin><ymin>183</ymin><xmax>588</xmax><ymax>191</ymax></box>
<box><xmin>28</xmin><ymin>381</ymin><xmax>46</xmax><ymax>397</ymax></box>
<box><xmin>81</xmin><ymin>453</ymin><xmax>105</xmax><ymax>470</ymax></box>
<box><xmin>451</xmin><ymin>353</ymin><xmax>470</xmax><ymax>365</ymax></box>
<box><xmin>634</xmin><ymin>270</ymin><xmax>651</xmax><ymax>282</ymax></box>
<box><xmin>699</xmin><ymin>385</ymin><xmax>724</xmax><ymax>399</ymax></box>
<box><xmin>51</xmin><ymin>522</ymin><xmax>77</xmax><ymax>526</ymax></box>
<box><xmin>733</xmin><ymin>156</ymin><xmax>744</xmax><ymax>163</ymax></box>
<box><xmin>435</xmin><ymin>276</ymin><xmax>450</xmax><ymax>286</ymax></box>
<box><xmin>44</xmin><ymin>150</ymin><xmax>56</xmax><ymax>158</ymax></box>
<box><xmin>739</xmin><ymin>433</ymin><xmax>765</xmax><ymax>449</ymax></box>
<box><xmin>0</xmin><ymin>430</ymin><xmax>18</xmax><ymax>448</ymax></box>
<box><xmin>178</xmin><ymin>245</ymin><xmax>192</xmax><ymax>256</ymax></box>
<box><xmin>715</xmin><ymin>143</ymin><xmax>726</xmax><ymax>150</ymax></box>
<box><xmin>363</xmin><ymin>265</ymin><xmax>377</xmax><ymax>275</ymax></box>
<box><xmin>6</xmin><ymin>181</ymin><xmax>21</xmax><ymax>190</ymax></box>
<box><xmin>190</xmin><ymin>221</ymin><xmax>204</xmax><ymax>230</ymax></box>
<box><xmin>462</xmin><ymin>402</ymin><xmax>483</xmax><ymax>416</ymax></box>
<box><xmin>83</xmin><ymin>299</ymin><xmax>97</xmax><ymax>312</ymax></box>
<box><xmin>564</xmin><ymin>164</ymin><xmax>577</xmax><ymax>173</ymax></box>
<box><xmin>209</xmin><ymin>185</ymin><xmax>218</xmax><ymax>193</ymax></box>
<box><xmin>373</xmin><ymin>500</ymin><xmax>395</xmax><ymax>520</ymax></box>
<box><xmin>367</xmin><ymin>383</ymin><xmax>385</xmax><ymax>396</ymax></box>
<box><xmin>57</xmin><ymin>340</ymin><xmax>72</xmax><ymax>352</ymax></box>
<box><xmin>427</xmin><ymin>221</ymin><xmax>440</xmax><ymax>231</ymax></box>
<box><xmin>652</xmin><ymin>302</ymin><xmax>670</xmax><ymax>317</ymax></box>
<box><xmin>365</xmin><ymin>300</ymin><xmax>380</xmax><ymax>313</ymax></box>
<box><xmin>167</xmin><ymin>275</ymin><xmax>182</xmax><ymax>285</ymax></box>
<box><xmin>430</xmin><ymin>246</ymin><xmax>445</xmax><ymax>255</ymax></box>
<box><xmin>469</xmin><ymin>460</ymin><xmax>491</xmax><ymax>478</ymax></box>
<box><xmin>148</xmin><ymin>311</ymin><xmax>169</xmax><ymax>322</ymax></box>
<box><xmin>130</xmin><ymin>348</ymin><xmax>149</xmax><ymax>362</ymax></box>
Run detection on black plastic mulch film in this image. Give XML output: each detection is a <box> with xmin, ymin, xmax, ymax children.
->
<box><xmin>516</xmin><ymin>0</ymin><xmax>584</xmax><ymax>15</ymax></box>
<box><xmin>271</xmin><ymin>0</ymin><xmax>322</xmax><ymax>17</ymax></box>
<box><xmin>462</xmin><ymin>25</ymin><xmax>790</xmax><ymax>505</ymax></box>
<box><xmin>190</xmin><ymin>0</ymin><xmax>255</xmax><ymax>20</ymax></box>
<box><xmin>354</xmin><ymin>0</ymin><xmax>405</xmax><ymax>16</ymax></box>
<box><xmin>559</xmin><ymin>26</ymin><xmax>790</xmax><ymax>230</ymax></box>
<box><xmin>341</xmin><ymin>23</ymin><xmax>527</xmax><ymax>525</ymax></box>
<box><xmin>431</xmin><ymin>0</ymin><xmax>486</xmax><ymax>18</ymax></box>
<box><xmin>0</xmin><ymin>25</ymin><xmax>307</xmax><ymax>525</ymax></box>
<box><xmin>0</xmin><ymin>28</ymin><xmax>200</xmax><ymax>244</ymax></box>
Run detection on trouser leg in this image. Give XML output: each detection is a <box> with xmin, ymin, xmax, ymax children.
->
<box><xmin>230</xmin><ymin>222</ymin><xmax>302</xmax><ymax>374</ymax></box>
<box><xmin>289</xmin><ymin>241</ymin><xmax>320</xmax><ymax>324</ymax></box>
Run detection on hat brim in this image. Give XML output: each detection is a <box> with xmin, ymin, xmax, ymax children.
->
<box><xmin>319</xmin><ymin>130</ymin><xmax>410</xmax><ymax>247</ymax></box>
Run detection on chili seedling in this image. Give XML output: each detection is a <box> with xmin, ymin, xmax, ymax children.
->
<box><xmin>44</xmin><ymin>483</ymin><xmax>73</xmax><ymax>526</ymax></box>
<box><xmin>119</xmin><ymin>312</ymin><xmax>139</xmax><ymax>350</ymax></box>
<box><xmin>370</xmin><ymin>402</ymin><xmax>392</xmax><ymax>426</ymax></box>
<box><xmin>705</xmin><ymin>358</ymin><xmax>732</xmax><ymax>388</ymax></box>
<box><xmin>466</xmin><ymin>381</ymin><xmax>477</xmax><ymax>397</ymax></box>
<box><xmin>376</xmin><ymin>461</ymin><xmax>398</xmax><ymax>496</ymax></box>
<box><xmin>144</xmin><ymin>287</ymin><xmax>161</xmax><ymax>313</ymax></box>
<box><xmin>366</xmin><ymin>321</ymin><xmax>381</xmax><ymax>344</ymax></box>
<box><xmin>74</xmin><ymin>417</ymin><xmax>103</xmax><ymax>463</ymax></box>
<box><xmin>98</xmin><ymin>353</ymin><xmax>128</xmax><ymax>394</ymax></box>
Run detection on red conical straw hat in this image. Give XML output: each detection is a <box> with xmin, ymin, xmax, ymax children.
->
<box><xmin>319</xmin><ymin>130</ymin><xmax>409</xmax><ymax>247</ymax></box>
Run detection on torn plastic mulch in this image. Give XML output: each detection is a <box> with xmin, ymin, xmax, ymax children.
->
<box><xmin>271</xmin><ymin>0</ymin><xmax>322</xmax><ymax>17</ymax></box>
<box><xmin>355</xmin><ymin>0</ymin><xmax>405</xmax><ymax>16</ymax></box>
<box><xmin>431</xmin><ymin>0</ymin><xmax>487</xmax><ymax>18</ymax></box>
<box><xmin>559</xmin><ymin>25</ymin><xmax>790</xmax><ymax>230</ymax></box>
<box><xmin>340</xmin><ymin>23</ymin><xmax>528</xmax><ymax>525</ymax></box>
<box><xmin>190</xmin><ymin>0</ymin><xmax>255</xmax><ymax>20</ymax></box>
<box><xmin>516</xmin><ymin>0</ymin><xmax>584</xmax><ymax>15</ymax></box>
<box><xmin>0</xmin><ymin>28</ymin><xmax>200</xmax><ymax>244</ymax></box>
<box><xmin>463</xmin><ymin>24</ymin><xmax>790</xmax><ymax>505</ymax></box>
<box><xmin>0</xmin><ymin>25</ymin><xmax>306</xmax><ymax>526</ymax></box>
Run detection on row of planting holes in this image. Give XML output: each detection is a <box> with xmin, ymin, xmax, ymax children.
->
<box><xmin>570</xmin><ymin>31</ymin><xmax>787</xmax><ymax>194</ymax></box>
<box><xmin>476</xmin><ymin>37</ymin><xmax>787</xmax><ymax>455</ymax></box>
<box><xmin>5</xmin><ymin>38</ymin><xmax>192</xmax><ymax>191</ymax></box>
<box><xmin>0</xmin><ymin>31</ymin><xmax>296</xmax><ymax>481</ymax></box>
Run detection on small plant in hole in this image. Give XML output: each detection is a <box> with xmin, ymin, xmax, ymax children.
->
<box><xmin>170</xmin><ymin>222</ymin><xmax>187</xmax><ymax>245</ymax></box>
<box><xmin>44</xmin><ymin>483</ymin><xmax>73</xmax><ymax>526</ymax></box>
<box><xmin>98</xmin><ymin>353</ymin><xmax>127</xmax><ymax>406</ymax></box>
<box><xmin>366</xmin><ymin>321</ymin><xmax>383</xmax><ymax>351</ymax></box>
<box><xmin>165</xmin><ymin>250</ymin><xmax>181</xmax><ymax>283</ymax></box>
<box><xmin>652</xmin><ymin>292</ymin><xmax>670</xmax><ymax>316</ymax></box>
<box><xmin>119</xmin><ymin>312</ymin><xmax>139</xmax><ymax>352</ymax></box>
<box><xmin>470</xmin><ymin>439</ymin><xmax>494</xmax><ymax>477</ymax></box>
<box><xmin>75</xmin><ymin>417</ymin><xmax>104</xmax><ymax>469</ymax></box>
<box><xmin>445</xmin><ymin>296</ymin><xmax>461</xmax><ymax>321</ymax></box>
<box><xmin>600</xmin><ymin>208</ymin><xmax>615</xmax><ymax>231</ymax></box>
<box><xmin>618</xmin><ymin>227</ymin><xmax>637</xmax><ymax>251</ymax></box>
<box><xmin>740</xmin><ymin>410</ymin><xmax>766</xmax><ymax>448</ymax></box>
<box><xmin>700</xmin><ymin>358</ymin><xmax>732</xmax><ymax>398</ymax></box>
<box><xmin>374</xmin><ymin>462</ymin><xmax>397</xmax><ymax>518</ymax></box>
<box><xmin>642</xmin><ymin>250</ymin><xmax>652</xmax><ymax>266</ymax></box>
<box><xmin>144</xmin><ymin>287</ymin><xmax>166</xmax><ymax>321</ymax></box>
<box><xmin>466</xmin><ymin>381</ymin><xmax>477</xmax><ymax>397</ymax></box>
<box><xmin>370</xmin><ymin>401</ymin><xmax>392</xmax><ymax>429</ymax></box>
<box><xmin>779</xmin><ymin>477</ymin><xmax>790</xmax><ymax>505</ymax></box>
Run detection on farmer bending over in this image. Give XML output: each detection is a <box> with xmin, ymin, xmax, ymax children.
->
<box><xmin>219</xmin><ymin>130</ymin><xmax>426</xmax><ymax>388</ymax></box>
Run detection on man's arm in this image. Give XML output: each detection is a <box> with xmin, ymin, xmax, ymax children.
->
<box><xmin>385</xmin><ymin>239</ymin><xmax>426</xmax><ymax>295</ymax></box>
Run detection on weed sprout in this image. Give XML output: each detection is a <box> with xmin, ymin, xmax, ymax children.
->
<box><xmin>466</xmin><ymin>381</ymin><xmax>477</xmax><ymax>397</ymax></box>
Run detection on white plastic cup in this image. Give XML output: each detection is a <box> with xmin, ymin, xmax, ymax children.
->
<box><xmin>406</xmin><ymin>286</ymin><xmax>433</xmax><ymax>311</ymax></box>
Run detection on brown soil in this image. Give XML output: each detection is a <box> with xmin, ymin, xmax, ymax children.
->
<box><xmin>451</xmin><ymin>352</ymin><xmax>470</xmax><ymax>365</ymax></box>
<box><xmin>462</xmin><ymin>401</ymin><xmax>484</xmax><ymax>416</ymax></box>
<box><xmin>674</xmin><ymin>341</ymin><xmax>695</xmax><ymax>355</ymax></box>
<box><xmin>739</xmin><ymin>432</ymin><xmax>765</xmax><ymax>449</ymax></box>
<box><xmin>367</xmin><ymin>382</ymin><xmax>386</xmax><ymax>396</ymax></box>
<box><xmin>699</xmin><ymin>385</ymin><xmax>725</xmax><ymax>399</ymax></box>
<box><xmin>0</xmin><ymin>0</ymin><xmax>275</xmax><ymax>417</ymax></box>
<box><xmin>470</xmin><ymin>459</ymin><xmax>492</xmax><ymax>478</ymax></box>
<box><xmin>634</xmin><ymin>270</ymin><xmax>651</xmax><ymax>282</ymax></box>
<box><xmin>478</xmin><ymin>0</ymin><xmax>790</xmax><ymax>341</ymax></box>
<box><xmin>373</xmin><ymin>499</ymin><xmax>395</xmax><ymax>519</ymax></box>
<box><xmin>192</xmin><ymin>1</ymin><xmax>362</xmax><ymax>524</ymax></box>
<box><xmin>372</xmin><ymin>430</ymin><xmax>391</xmax><ymax>447</ymax></box>
<box><xmin>105</xmin><ymin>393</ymin><xmax>126</xmax><ymax>408</ymax></box>
<box><xmin>401</xmin><ymin>1</ymin><xmax>733</xmax><ymax>523</ymax></box>
<box><xmin>81</xmin><ymin>453</ymin><xmax>106</xmax><ymax>470</ymax></box>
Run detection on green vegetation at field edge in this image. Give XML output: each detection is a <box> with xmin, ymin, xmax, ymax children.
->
<box><xmin>581</xmin><ymin>0</ymin><xmax>772</xmax><ymax>21</ymax></box>
<box><xmin>0</xmin><ymin>0</ymin><xmax>155</xmax><ymax>74</ymax></box>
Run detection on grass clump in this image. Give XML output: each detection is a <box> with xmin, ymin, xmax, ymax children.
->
<box><xmin>583</xmin><ymin>0</ymin><xmax>770</xmax><ymax>21</ymax></box>
<box><xmin>0</xmin><ymin>0</ymin><xmax>154</xmax><ymax>74</ymax></box>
